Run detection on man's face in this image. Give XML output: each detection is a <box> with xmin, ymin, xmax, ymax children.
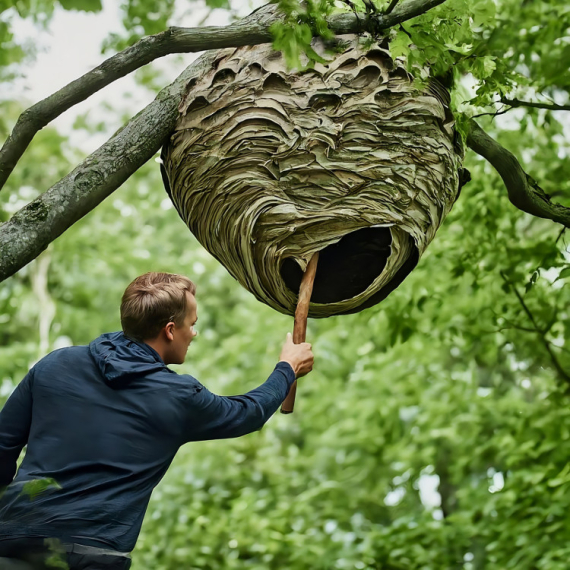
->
<box><xmin>171</xmin><ymin>293</ymin><xmax>198</xmax><ymax>365</ymax></box>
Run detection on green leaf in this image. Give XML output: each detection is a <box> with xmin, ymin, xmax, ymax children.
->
<box><xmin>471</xmin><ymin>0</ymin><xmax>496</xmax><ymax>26</ymax></box>
<box><xmin>58</xmin><ymin>0</ymin><xmax>102</xmax><ymax>11</ymax></box>
<box><xmin>389</xmin><ymin>30</ymin><xmax>412</xmax><ymax>59</ymax></box>
<box><xmin>556</xmin><ymin>266</ymin><xmax>570</xmax><ymax>281</ymax></box>
<box><xmin>472</xmin><ymin>56</ymin><xmax>497</xmax><ymax>79</ymax></box>
<box><xmin>401</xmin><ymin>325</ymin><xmax>414</xmax><ymax>343</ymax></box>
<box><xmin>21</xmin><ymin>478</ymin><xmax>62</xmax><ymax>501</ymax></box>
<box><xmin>204</xmin><ymin>0</ymin><xmax>230</xmax><ymax>9</ymax></box>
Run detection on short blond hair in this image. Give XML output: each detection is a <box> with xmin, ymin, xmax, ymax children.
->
<box><xmin>120</xmin><ymin>272</ymin><xmax>196</xmax><ymax>341</ymax></box>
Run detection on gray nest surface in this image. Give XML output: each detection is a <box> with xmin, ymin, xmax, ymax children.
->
<box><xmin>161</xmin><ymin>37</ymin><xmax>464</xmax><ymax>318</ymax></box>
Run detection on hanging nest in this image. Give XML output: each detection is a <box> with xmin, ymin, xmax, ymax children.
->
<box><xmin>161</xmin><ymin>36</ymin><xmax>464</xmax><ymax>318</ymax></box>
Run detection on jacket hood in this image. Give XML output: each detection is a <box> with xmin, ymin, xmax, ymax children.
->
<box><xmin>89</xmin><ymin>332</ymin><xmax>169</xmax><ymax>388</ymax></box>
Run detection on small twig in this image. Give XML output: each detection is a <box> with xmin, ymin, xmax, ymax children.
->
<box><xmin>482</xmin><ymin>326</ymin><xmax>537</xmax><ymax>334</ymax></box>
<box><xmin>500</xmin><ymin>98</ymin><xmax>570</xmax><ymax>112</ymax></box>
<box><xmin>544</xmin><ymin>309</ymin><xmax>558</xmax><ymax>334</ymax></box>
<box><xmin>500</xmin><ymin>271</ymin><xmax>570</xmax><ymax>384</ymax></box>
<box><xmin>501</xmin><ymin>318</ymin><xmax>538</xmax><ymax>333</ymax></box>
<box><xmin>470</xmin><ymin>106</ymin><xmax>512</xmax><ymax>120</ymax></box>
<box><xmin>500</xmin><ymin>272</ymin><xmax>542</xmax><ymax>331</ymax></box>
<box><xmin>398</xmin><ymin>23</ymin><xmax>414</xmax><ymax>39</ymax></box>
<box><xmin>481</xmin><ymin>313</ymin><xmax>541</xmax><ymax>335</ymax></box>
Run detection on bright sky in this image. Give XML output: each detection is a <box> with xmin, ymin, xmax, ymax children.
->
<box><xmin>7</xmin><ymin>0</ymin><xmax>245</xmax><ymax>152</ymax></box>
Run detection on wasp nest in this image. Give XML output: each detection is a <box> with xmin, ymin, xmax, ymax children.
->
<box><xmin>161</xmin><ymin>37</ymin><xmax>463</xmax><ymax>318</ymax></box>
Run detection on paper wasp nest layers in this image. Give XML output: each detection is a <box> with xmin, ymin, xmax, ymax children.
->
<box><xmin>161</xmin><ymin>38</ymin><xmax>463</xmax><ymax>318</ymax></box>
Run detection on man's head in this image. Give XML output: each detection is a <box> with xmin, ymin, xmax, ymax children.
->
<box><xmin>121</xmin><ymin>272</ymin><xmax>198</xmax><ymax>365</ymax></box>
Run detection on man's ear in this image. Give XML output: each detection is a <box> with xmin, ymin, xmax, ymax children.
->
<box><xmin>164</xmin><ymin>322</ymin><xmax>175</xmax><ymax>342</ymax></box>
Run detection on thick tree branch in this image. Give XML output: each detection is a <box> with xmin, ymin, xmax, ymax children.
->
<box><xmin>0</xmin><ymin>51</ymin><xmax>219</xmax><ymax>282</ymax></box>
<box><xmin>0</xmin><ymin>0</ymin><xmax>447</xmax><ymax>191</ymax></box>
<box><xmin>501</xmin><ymin>98</ymin><xmax>570</xmax><ymax>112</ymax></box>
<box><xmin>466</xmin><ymin>120</ymin><xmax>570</xmax><ymax>228</ymax></box>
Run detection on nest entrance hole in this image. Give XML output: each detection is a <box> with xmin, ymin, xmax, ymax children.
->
<box><xmin>280</xmin><ymin>227</ymin><xmax>393</xmax><ymax>304</ymax></box>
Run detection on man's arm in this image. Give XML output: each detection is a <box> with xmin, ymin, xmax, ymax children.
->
<box><xmin>182</xmin><ymin>333</ymin><xmax>314</xmax><ymax>442</ymax></box>
<box><xmin>182</xmin><ymin>362</ymin><xmax>296</xmax><ymax>442</ymax></box>
<box><xmin>0</xmin><ymin>369</ymin><xmax>34</xmax><ymax>487</ymax></box>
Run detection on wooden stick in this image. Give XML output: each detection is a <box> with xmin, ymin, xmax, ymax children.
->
<box><xmin>281</xmin><ymin>252</ymin><xmax>319</xmax><ymax>414</ymax></box>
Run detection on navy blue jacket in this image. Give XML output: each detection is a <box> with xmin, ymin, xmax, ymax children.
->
<box><xmin>0</xmin><ymin>332</ymin><xmax>295</xmax><ymax>552</ymax></box>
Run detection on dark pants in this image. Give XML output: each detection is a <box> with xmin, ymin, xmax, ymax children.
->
<box><xmin>0</xmin><ymin>538</ymin><xmax>131</xmax><ymax>570</ymax></box>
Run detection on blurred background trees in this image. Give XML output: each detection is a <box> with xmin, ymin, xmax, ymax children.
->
<box><xmin>1</xmin><ymin>0</ymin><xmax>570</xmax><ymax>568</ymax></box>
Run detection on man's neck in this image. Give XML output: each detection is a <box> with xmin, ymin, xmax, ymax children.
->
<box><xmin>142</xmin><ymin>338</ymin><xmax>168</xmax><ymax>364</ymax></box>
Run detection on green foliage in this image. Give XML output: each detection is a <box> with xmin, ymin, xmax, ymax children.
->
<box><xmin>275</xmin><ymin>0</ymin><xmax>569</xmax><ymax>124</ymax></box>
<box><xmin>102</xmin><ymin>0</ymin><xmax>176</xmax><ymax>52</ymax></box>
<box><xmin>44</xmin><ymin>538</ymin><xmax>70</xmax><ymax>570</ymax></box>
<box><xmin>2</xmin><ymin>94</ymin><xmax>570</xmax><ymax>567</ymax></box>
<box><xmin>0</xmin><ymin>0</ymin><xmax>56</xmax><ymax>22</ymax></box>
<box><xmin>2</xmin><ymin>1</ymin><xmax>570</xmax><ymax>569</ymax></box>
<box><xmin>0</xmin><ymin>15</ymin><xmax>29</xmax><ymax>80</ymax></box>
<box><xmin>57</xmin><ymin>0</ymin><xmax>102</xmax><ymax>10</ymax></box>
<box><xmin>0</xmin><ymin>0</ymin><xmax>102</xmax><ymax>80</ymax></box>
<box><xmin>21</xmin><ymin>478</ymin><xmax>62</xmax><ymax>501</ymax></box>
<box><xmin>271</xmin><ymin>0</ymin><xmax>335</xmax><ymax>68</ymax></box>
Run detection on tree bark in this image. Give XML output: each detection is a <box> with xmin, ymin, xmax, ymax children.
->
<box><xmin>466</xmin><ymin>120</ymin><xmax>570</xmax><ymax>228</ymax></box>
<box><xmin>0</xmin><ymin>51</ymin><xmax>218</xmax><ymax>282</ymax></box>
<box><xmin>0</xmin><ymin>0</ymin><xmax>447</xmax><ymax>191</ymax></box>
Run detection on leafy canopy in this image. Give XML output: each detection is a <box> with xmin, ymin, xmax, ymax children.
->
<box><xmin>273</xmin><ymin>0</ymin><xmax>569</xmax><ymax>128</ymax></box>
<box><xmin>1</xmin><ymin>0</ymin><xmax>570</xmax><ymax>568</ymax></box>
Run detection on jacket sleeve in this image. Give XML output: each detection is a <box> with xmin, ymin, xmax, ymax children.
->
<box><xmin>0</xmin><ymin>369</ymin><xmax>34</xmax><ymax>488</ymax></box>
<box><xmin>182</xmin><ymin>362</ymin><xmax>296</xmax><ymax>443</ymax></box>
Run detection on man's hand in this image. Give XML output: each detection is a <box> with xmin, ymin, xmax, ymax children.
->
<box><xmin>279</xmin><ymin>333</ymin><xmax>314</xmax><ymax>378</ymax></box>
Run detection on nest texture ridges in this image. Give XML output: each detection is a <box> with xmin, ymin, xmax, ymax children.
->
<box><xmin>162</xmin><ymin>37</ymin><xmax>463</xmax><ymax>318</ymax></box>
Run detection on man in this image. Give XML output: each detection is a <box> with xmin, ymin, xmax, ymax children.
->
<box><xmin>0</xmin><ymin>272</ymin><xmax>314</xmax><ymax>569</ymax></box>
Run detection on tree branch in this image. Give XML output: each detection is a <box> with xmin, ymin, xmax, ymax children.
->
<box><xmin>501</xmin><ymin>98</ymin><xmax>570</xmax><ymax>112</ymax></box>
<box><xmin>0</xmin><ymin>8</ymin><xmax>277</xmax><ymax>193</ymax></box>
<box><xmin>466</xmin><ymin>120</ymin><xmax>570</xmax><ymax>228</ymax></box>
<box><xmin>385</xmin><ymin>0</ymin><xmax>401</xmax><ymax>14</ymax></box>
<box><xmin>0</xmin><ymin>0</ymin><xmax>447</xmax><ymax>191</ymax></box>
<box><xmin>499</xmin><ymin>272</ymin><xmax>570</xmax><ymax>385</ymax></box>
<box><xmin>0</xmin><ymin>51</ymin><xmax>219</xmax><ymax>282</ymax></box>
